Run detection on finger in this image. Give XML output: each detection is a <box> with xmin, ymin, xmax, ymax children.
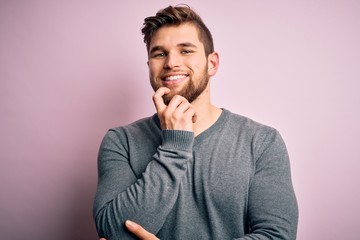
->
<box><xmin>125</xmin><ymin>220</ymin><xmax>158</xmax><ymax>240</ymax></box>
<box><xmin>182</xmin><ymin>105</ymin><xmax>196</xmax><ymax>123</ymax></box>
<box><xmin>166</xmin><ymin>95</ymin><xmax>188</xmax><ymax>111</ymax></box>
<box><xmin>152</xmin><ymin>87</ymin><xmax>170</xmax><ymax>113</ymax></box>
<box><xmin>166</xmin><ymin>96</ymin><xmax>196</xmax><ymax>127</ymax></box>
<box><xmin>170</xmin><ymin>97</ymin><xmax>196</xmax><ymax>121</ymax></box>
<box><xmin>170</xmin><ymin>96</ymin><xmax>191</xmax><ymax>113</ymax></box>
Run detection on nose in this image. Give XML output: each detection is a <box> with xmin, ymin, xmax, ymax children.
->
<box><xmin>164</xmin><ymin>52</ymin><xmax>181</xmax><ymax>69</ymax></box>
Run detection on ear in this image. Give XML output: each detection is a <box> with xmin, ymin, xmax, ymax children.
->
<box><xmin>207</xmin><ymin>51</ymin><xmax>219</xmax><ymax>77</ymax></box>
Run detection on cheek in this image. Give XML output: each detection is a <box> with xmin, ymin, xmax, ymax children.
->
<box><xmin>187</xmin><ymin>57</ymin><xmax>207</xmax><ymax>69</ymax></box>
<box><xmin>148</xmin><ymin>66</ymin><xmax>156</xmax><ymax>79</ymax></box>
<box><xmin>148</xmin><ymin>62</ymin><xmax>162</xmax><ymax>75</ymax></box>
<box><xmin>187</xmin><ymin>62</ymin><xmax>202</xmax><ymax>73</ymax></box>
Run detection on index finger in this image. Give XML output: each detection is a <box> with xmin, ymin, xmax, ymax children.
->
<box><xmin>152</xmin><ymin>87</ymin><xmax>170</xmax><ymax>112</ymax></box>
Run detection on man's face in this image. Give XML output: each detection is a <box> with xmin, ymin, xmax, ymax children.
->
<box><xmin>147</xmin><ymin>23</ymin><xmax>211</xmax><ymax>105</ymax></box>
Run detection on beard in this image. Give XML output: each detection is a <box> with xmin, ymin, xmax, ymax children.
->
<box><xmin>152</xmin><ymin>65</ymin><xmax>210</xmax><ymax>105</ymax></box>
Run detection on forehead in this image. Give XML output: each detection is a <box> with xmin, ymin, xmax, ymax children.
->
<box><xmin>150</xmin><ymin>23</ymin><xmax>203</xmax><ymax>49</ymax></box>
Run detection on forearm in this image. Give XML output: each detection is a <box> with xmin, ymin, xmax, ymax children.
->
<box><xmin>94</xmin><ymin>130</ymin><xmax>194</xmax><ymax>239</ymax></box>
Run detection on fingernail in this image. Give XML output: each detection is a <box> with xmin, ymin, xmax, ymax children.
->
<box><xmin>125</xmin><ymin>220</ymin><xmax>136</xmax><ymax>229</ymax></box>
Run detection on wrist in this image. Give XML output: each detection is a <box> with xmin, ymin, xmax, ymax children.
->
<box><xmin>161</xmin><ymin>130</ymin><xmax>194</xmax><ymax>151</ymax></box>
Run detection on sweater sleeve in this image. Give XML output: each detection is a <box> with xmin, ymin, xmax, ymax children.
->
<box><xmin>93</xmin><ymin>129</ymin><xmax>194</xmax><ymax>240</ymax></box>
<box><xmin>236</xmin><ymin>129</ymin><xmax>298</xmax><ymax>240</ymax></box>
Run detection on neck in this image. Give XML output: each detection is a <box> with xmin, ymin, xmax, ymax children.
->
<box><xmin>191</xmin><ymin>86</ymin><xmax>222</xmax><ymax>137</ymax></box>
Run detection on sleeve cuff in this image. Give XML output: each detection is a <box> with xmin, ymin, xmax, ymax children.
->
<box><xmin>161</xmin><ymin>130</ymin><xmax>194</xmax><ymax>151</ymax></box>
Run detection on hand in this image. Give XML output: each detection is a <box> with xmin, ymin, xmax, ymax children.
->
<box><xmin>153</xmin><ymin>87</ymin><xmax>197</xmax><ymax>132</ymax></box>
<box><xmin>125</xmin><ymin>220</ymin><xmax>159</xmax><ymax>239</ymax></box>
<box><xmin>99</xmin><ymin>220</ymin><xmax>159</xmax><ymax>240</ymax></box>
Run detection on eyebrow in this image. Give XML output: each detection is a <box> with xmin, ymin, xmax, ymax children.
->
<box><xmin>149</xmin><ymin>46</ymin><xmax>165</xmax><ymax>55</ymax></box>
<box><xmin>149</xmin><ymin>42</ymin><xmax>198</xmax><ymax>55</ymax></box>
<box><xmin>177</xmin><ymin>42</ymin><xmax>197</xmax><ymax>48</ymax></box>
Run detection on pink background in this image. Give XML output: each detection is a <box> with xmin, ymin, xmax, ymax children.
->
<box><xmin>1</xmin><ymin>1</ymin><xmax>359</xmax><ymax>239</ymax></box>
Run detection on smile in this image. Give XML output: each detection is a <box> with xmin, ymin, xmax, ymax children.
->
<box><xmin>164</xmin><ymin>74</ymin><xmax>188</xmax><ymax>81</ymax></box>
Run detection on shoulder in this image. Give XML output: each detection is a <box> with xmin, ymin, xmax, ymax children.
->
<box><xmin>101</xmin><ymin>114</ymin><xmax>160</xmax><ymax>147</ymax></box>
<box><xmin>223</xmin><ymin>109</ymin><xmax>285</xmax><ymax>151</ymax></box>
<box><xmin>224</xmin><ymin>109</ymin><xmax>277</xmax><ymax>135</ymax></box>
<box><xmin>224</xmin><ymin>110</ymin><xmax>289</xmax><ymax>165</ymax></box>
<box><xmin>109</xmin><ymin>114</ymin><xmax>158</xmax><ymax>136</ymax></box>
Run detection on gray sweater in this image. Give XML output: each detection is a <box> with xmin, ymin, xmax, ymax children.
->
<box><xmin>93</xmin><ymin>109</ymin><xmax>298</xmax><ymax>239</ymax></box>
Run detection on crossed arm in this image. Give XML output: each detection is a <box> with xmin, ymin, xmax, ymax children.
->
<box><xmin>94</xmin><ymin>87</ymin><xmax>197</xmax><ymax>239</ymax></box>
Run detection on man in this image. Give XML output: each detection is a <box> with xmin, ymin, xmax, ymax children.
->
<box><xmin>94</xmin><ymin>5</ymin><xmax>298</xmax><ymax>240</ymax></box>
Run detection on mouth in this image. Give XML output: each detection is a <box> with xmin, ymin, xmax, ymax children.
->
<box><xmin>163</xmin><ymin>74</ymin><xmax>189</xmax><ymax>81</ymax></box>
<box><xmin>161</xmin><ymin>74</ymin><xmax>189</xmax><ymax>87</ymax></box>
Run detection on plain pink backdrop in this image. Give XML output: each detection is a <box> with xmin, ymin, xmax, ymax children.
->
<box><xmin>1</xmin><ymin>1</ymin><xmax>359</xmax><ymax>239</ymax></box>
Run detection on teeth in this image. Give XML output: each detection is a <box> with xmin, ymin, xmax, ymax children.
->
<box><xmin>165</xmin><ymin>75</ymin><xmax>187</xmax><ymax>81</ymax></box>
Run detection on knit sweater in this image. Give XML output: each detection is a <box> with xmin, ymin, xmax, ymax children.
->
<box><xmin>93</xmin><ymin>109</ymin><xmax>298</xmax><ymax>239</ymax></box>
